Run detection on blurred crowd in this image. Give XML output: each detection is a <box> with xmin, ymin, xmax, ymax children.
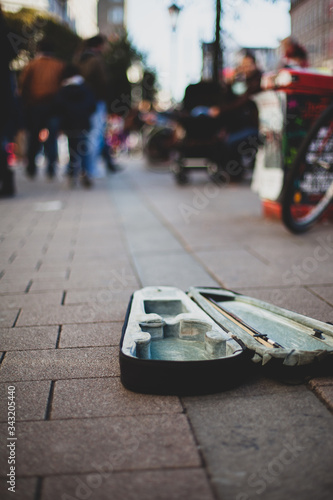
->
<box><xmin>0</xmin><ymin>2</ymin><xmax>309</xmax><ymax>197</ymax></box>
<box><xmin>0</xmin><ymin>8</ymin><xmax>120</xmax><ymax>196</ymax></box>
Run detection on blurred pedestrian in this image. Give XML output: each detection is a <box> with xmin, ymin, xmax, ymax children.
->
<box><xmin>226</xmin><ymin>50</ymin><xmax>262</xmax><ymax>103</ymax></box>
<box><xmin>56</xmin><ymin>64</ymin><xmax>96</xmax><ymax>188</ymax></box>
<box><xmin>19</xmin><ymin>38</ymin><xmax>65</xmax><ymax>179</ymax></box>
<box><xmin>218</xmin><ymin>50</ymin><xmax>262</xmax><ymax>134</ymax></box>
<box><xmin>0</xmin><ymin>5</ymin><xmax>18</xmax><ymax>197</ymax></box>
<box><xmin>281</xmin><ymin>37</ymin><xmax>309</xmax><ymax>69</ymax></box>
<box><xmin>75</xmin><ymin>35</ymin><xmax>117</xmax><ymax>176</ymax></box>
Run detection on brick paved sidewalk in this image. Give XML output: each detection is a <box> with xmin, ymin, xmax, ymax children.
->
<box><xmin>0</xmin><ymin>160</ymin><xmax>332</xmax><ymax>500</ymax></box>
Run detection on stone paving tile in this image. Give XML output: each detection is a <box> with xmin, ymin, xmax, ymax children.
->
<box><xmin>178</xmin><ymin>224</ymin><xmax>301</xmax><ymax>253</ymax></box>
<box><xmin>33</xmin><ymin>270</ymin><xmax>70</xmax><ymax>280</ymax></box>
<box><xmin>1</xmin><ymin>265</ymin><xmax>38</xmax><ymax>275</ymax></box>
<box><xmin>0</xmin><ymin>380</ymin><xmax>50</xmax><ymax>422</ymax></box>
<box><xmin>0</xmin><ymin>414</ymin><xmax>200</xmax><ymax>476</ymax></box>
<box><xmin>308</xmin><ymin>378</ymin><xmax>333</xmax><ymax>413</ymax></box>
<box><xmin>59</xmin><ymin>322</ymin><xmax>122</xmax><ymax>348</ymax></box>
<box><xmin>247</xmin><ymin>230</ymin><xmax>333</xmax><ymax>256</ymax></box>
<box><xmin>0</xmin><ymin>347</ymin><xmax>119</xmax><ymax>382</ymax></box>
<box><xmin>3</xmin><ymin>269</ymin><xmax>68</xmax><ymax>280</ymax></box>
<box><xmin>69</xmin><ymin>256</ymin><xmax>132</xmax><ymax>270</ymax></box>
<box><xmin>72</xmin><ymin>244</ymin><xmax>129</xmax><ymax>258</ymax></box>
<box><xmin>312</xmin><ymin>385</ymin><xmax>333</xmax><ymax>412</ymax></box>
<box><xmin>75</xmin><ymin>230</ymin><xmax>123</xmax><ymax>242</ymax></box>
<box><xmin>0</xmin><ymin>280</ymin><xmax>30</xmax><ymax>294</ymax></box>
<box><xmin>168</xmin><ymin>225</ymin><xmax>240</xmax><ymax>251</ymax></box>
<box><xmin>72</xmin><ymin>245</ymin><xmax>128</xmax><ymax>256</ymax></box>
<box><xmin>37</xmin><ymin>263</ymin><xmax>70</xmax><ymax>272</ymax></box>
<box><xmin>33</xmin><ymin>255</ymin><xmax>73</xmax><ymax>266</ymax></box>
<box><xmin>0</xmin><ymin>477</ymin><xmax>37</xmax><ymax>500</ymax></box>
<box><xmin>0</xmin><ymin>326</ymin><xmax>58</xmax><ymax>351</ymax></box>
<box><xmin>64</xmin><ymin>288</ymin><xmax>133</xmax><ymax>306</ymax></box>
<box><xmin>29</xmin><ymin>277</ymin><xmax>139</xmax><ymax>293</ymax></box>
<box><xmin>132</xmin><ymin>252</ymin><xmax>217</xmax><ymax>290</ymax></box>
<box><xmin>125</xmin><ymin>227</ymin><xmax>184</xmax><ymax>254</ymax></box>
<box><xmin>308</xmin><ymin>285</ymin><xmax>333</xmax><ymax>307</ymax></box>
<box><xmin>0</xmin><ymin>291</ymin><xmax>63</xmax><ymax>310</ymax></box>
<box><xmin>309</xmin><ymin>377</ymin><xmax>333</xmax><ymax>387</ymax></box>
<box><xmin>42</xmin><ymin>468</ymin><xmax>214</xmax><ymax>500</ymax></box>
<box><xmin>17</xmin><ymin>303</ymin><xmax>127</xmax><ymax>326</ymax></box>
<box><xmin>244</xmin><ymin>241</ymin><xmax>333</xmax><ymax>286</ymax></box>
<box><xmin>28</xmin><ymin>280</ymin><xmax>67</xmax><ymax>292</ymax></box>
<box><xmin>182</xmin><ymin>374</ymin><xmax>310</xmax><ymax>401</ymax></box>
<box><xmin>51</xmin><ymin>377</ymin><xmax>183</xmax><ymax>419</ymax></box>
<box><xmin>0</xmin><ymin>309</ymin><xmax>21</xmax><ymax>328</ymax></box>
<box><xmin>194</xmin><ymin>248</ymin><xmax>280</xmax><ymax>288</ymax></box>
<box><xmin>235</xmin><ymin>286</ymin><xmax>333</xmax><ymax>323</ymax></box>
<box><xmin>43</xmin><ymin>251</ymin><xmax>75</xmax><ymax>260</ymax></box>
<box><xmin>183</xmin><ymin>388</ymin><xmax>333</xmax><ymax>500</ymax></box>
<box><xmin>68</xmin><ymin>264</ymin><xmax>137</xmax><ymax>283</ymax></box>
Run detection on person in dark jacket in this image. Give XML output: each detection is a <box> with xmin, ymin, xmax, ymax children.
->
<box><xmin>0</xmin><ymin>6</ymin><xmax>18</xmax><ymax>197</ymax></box>
<box><xmin>75</xmin><ymin>35</ymin><xmax>118</xmax><ymax>174</ymax></box>
<box><xmin>56</xmin><ymin>64</ymin><xmax>96</xmax><ymax>187</ymax></box>
<box><xmin>222</xmin><ymin>50</ymin><xmax>262</xmax><ymax>133</ymax></box>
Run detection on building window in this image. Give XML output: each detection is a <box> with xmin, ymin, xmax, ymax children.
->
<box><xmin>108</xmin><ymin>6</ymin><xmax>124</xmax><ymax>25</ymax></box>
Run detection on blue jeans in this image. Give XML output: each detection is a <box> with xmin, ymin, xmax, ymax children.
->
<box><xmin>86</xmin><ymin>100</ymin><xmax>108</xmax><ymax>176</ymax></box>
<box><xmin>66</xmin><ymin>132</ymin><xmax>90</xmax><ymax>178</ymax></box>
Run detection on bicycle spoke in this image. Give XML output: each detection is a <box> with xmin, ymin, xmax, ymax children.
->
<box><xmin>282</xmin><ymin>103</ymin><xmax>333</xmax><ymax>233</ymax></box>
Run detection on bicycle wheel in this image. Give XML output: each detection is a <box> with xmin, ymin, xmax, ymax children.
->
<box><xmin>282</xmin><ymin>103</ymin><xmax>333</xmax><ymax>233</ymax></box>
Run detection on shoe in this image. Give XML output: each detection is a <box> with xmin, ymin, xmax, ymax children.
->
<box><xmin>26</xmin><ymin>166</ymin><xmax>36</xmax><ymax>179</ymax></box>
<box><xmin>80</xmin><ymin>173</ymin><xmax>93</xmax><ymax>189</ymax></box>
<box><xmin>47</xmin><ymin>170</ymin><xmax>56</xmax><ymax>180</ymax></box>
<box><xmin>107</xmin><ymin>163</ymin><xmax>122</xmax><ymax>173</ymax></box>
<box><xmin>0</xmin><ymin>189</ymin><xmax>15</xmax><ymax>198</ymax></box>
<box><xmin>106</xmin><ymin>160</ymin><xmax>117</xmax><ymax>172</ymax></box>
<box><xmin>0</xmin><ymin>169</ymin><xmax>16</xmax><ymax>197</ymax></box>
<box><xmin>67</xmin><ymin>176</ymin><xmax>77</xmax><ymax>189</ymax></box>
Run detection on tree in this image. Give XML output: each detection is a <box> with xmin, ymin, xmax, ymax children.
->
<box><xmin>214</xmin><ymin>0</ymin><xmax>279</xmax><ymax>82</ymax></box>
<box><xmin>3</xmin><ymin>8</ymin><xmax>157</xmax><ymax>110</ymax></box>
<box><xmin>104</xmin><ymin>35</ymin><xmax>157</xmax><ymax>111</ymax></box>
<box><xmin>3</xmin><ymin>8</ymin><xmax>81</xmax><ymax>66</ymax></box>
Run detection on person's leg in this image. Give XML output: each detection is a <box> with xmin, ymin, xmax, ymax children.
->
<box><xmin>44</xmin><ymin>114</ymin><xmax>60</xmax><ymax>178</ymax></box>
<box><xmin>84</xmin><ymin>109</ymin><xmax>99</xmax><ymax>178</ymax></box>
<box><xmin>79</xmin><ymin>132</ymin><xmax>93</xmax><ymax>187</ymax></box>
<box><xmin>25</xmin><ymin>106</ymin><xmax>42</xmax><ymax>178</ymax></box>
<box><xmin>101</xmin><ymin>136</ymin><xmax>118</xmax><ymax>172</ymax></box>
<box><xmin>85</xmin><ymin>101</ymin><xmax>108</xmax><ymax>177</ymax></box>
<box><xmin>98</xmin><ymin>103</ymin><xmax>119</xmax><ymax>172</ymax></box>
<box><xmin>67</xmin><ymin>135</ymin><xmax>81</xmax><ymax>183</ymax></box>
<box><xmin>0</xmin><ymin>140</ymin><xmax>15</xmax><ymax>197</ymax></box>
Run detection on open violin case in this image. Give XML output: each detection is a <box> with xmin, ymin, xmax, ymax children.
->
<box><xmin>119</xmin><ymin>286</ymin><xmax>333</xmax><ymax>395</ymax></box>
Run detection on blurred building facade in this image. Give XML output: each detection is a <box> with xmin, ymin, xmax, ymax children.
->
<box><xmin>290</xmin><ymin>0</ymin><xmax>333</xmax><ymax>71</ymax></box>
<box><xmin>2</xmin><ymin>0</ymin><xmax>98</xmax><ymax>37</ymax></box>
<box><xmin>97</xmin><ymin>0</ymin><xmax>126</xmax><ymax>39</ymax></box>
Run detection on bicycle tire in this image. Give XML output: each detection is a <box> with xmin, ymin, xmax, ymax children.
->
<box><xmin>282</xmin><ymin>102</ymin><xmax>333</xmax><ymax>233</ymax></box>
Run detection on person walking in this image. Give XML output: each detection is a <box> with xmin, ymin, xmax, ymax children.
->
<box><xmin>56</xmin><ymin>64</ymin><xmax>96</xmax><ymax>188</ymax></box>
<box><xmin>19</xmin><ymin>38</ymin><xmax>65</xmax><ymax>179</ymax></box>
<box><xmin>76</xmin><ymin>35</ymin><xmax>117</xmax><ymax>176</ymax></box>
<box><xmin>0</xmin><ymin>6</ymin><xmax>18</xmax><ymax>197</ymax></box>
